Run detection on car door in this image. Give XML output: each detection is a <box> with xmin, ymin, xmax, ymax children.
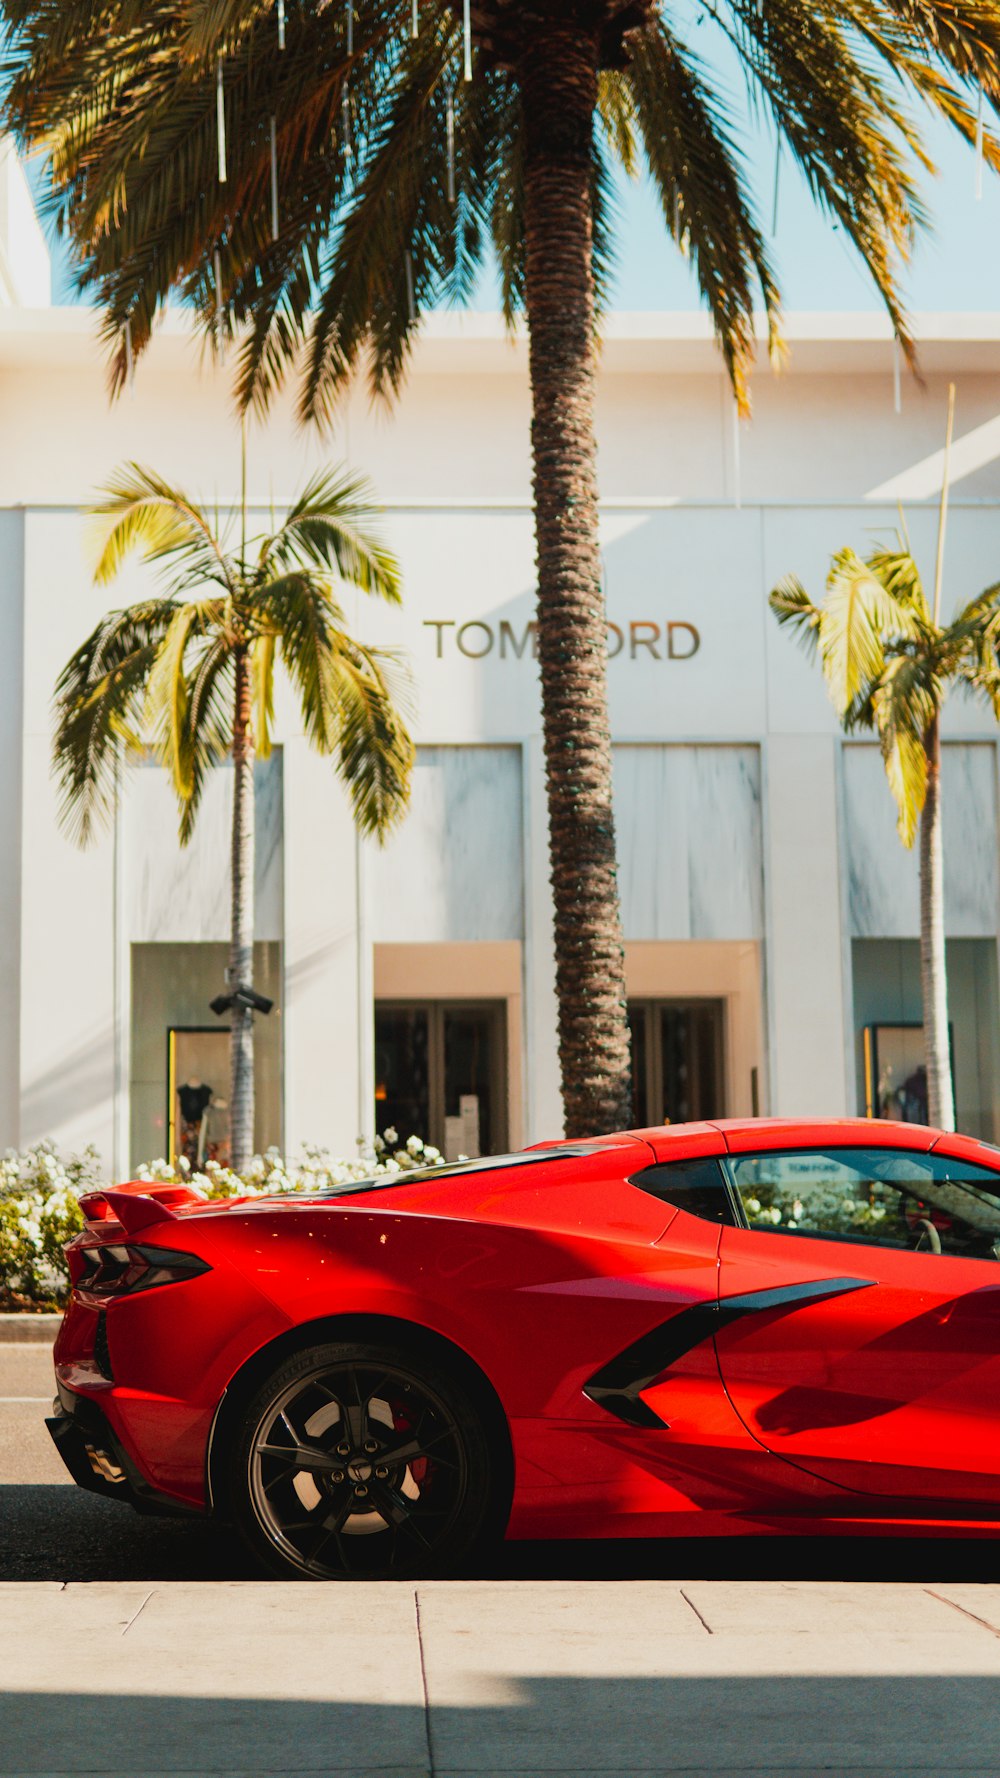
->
<box><xmin>713</xmin><ymin>1135</ymin><xmax>1000</xmax><ymax>1507</ymax></box>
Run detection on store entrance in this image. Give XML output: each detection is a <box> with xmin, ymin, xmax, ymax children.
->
<box><xmin>374</xmin><ymin>1001</ymin><xmax>508</xmax><ymax>1160</ymax></box>
<box><xmin>627</xmin><ymin>998</ymin><xmax>725</xmax><ymax>1127</ymax></box>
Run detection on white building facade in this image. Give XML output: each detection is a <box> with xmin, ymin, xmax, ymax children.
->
<box><xmin>3</xmin><ymin>169</ymin><xmax>1000</xmax><ymax>1171</ymax></box>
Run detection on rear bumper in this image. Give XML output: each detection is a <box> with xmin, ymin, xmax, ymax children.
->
<box><xmin>46</xmin><ymin>1385</ymin><xmax>203</xmax><ymax>1519</ymax></box>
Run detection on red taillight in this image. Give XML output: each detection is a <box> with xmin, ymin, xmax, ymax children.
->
<box><xmin>75</xmin><ymin>1243</ymin><xmax>211</xmax><ymax>1299</ymax></box>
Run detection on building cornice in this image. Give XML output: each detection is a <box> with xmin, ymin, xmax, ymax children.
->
<box><xmin>2</xmin><ymin>305</ymin><xmax>1000</xmax><ymax>377</ymax></box>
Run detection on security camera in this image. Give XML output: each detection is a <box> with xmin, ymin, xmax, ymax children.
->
<box><xmin>232</xmin><ymin>985</ymin><xmax>274</xmax><ymax>1015</ymax></box>
<box><xmin>209</xmin><ymin>985</ymin><xmax>273</xmax><ymax>1016</ymax></box>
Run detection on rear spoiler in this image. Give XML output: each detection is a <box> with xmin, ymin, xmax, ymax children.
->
<box><xmin>79</xmin><ymin>1180</ymin><xmax>207</xmax><ymax>1237</ymax></box>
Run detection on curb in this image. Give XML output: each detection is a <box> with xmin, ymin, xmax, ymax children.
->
<box><xmin>0</xmin><ymin>1313</ymin><xmax>61</xmax><ymax>1344</ymax></box>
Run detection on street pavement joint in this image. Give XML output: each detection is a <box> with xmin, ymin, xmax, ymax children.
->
<box><xmin>679</xmin><ymin>1586</ymin><xmax>713</xmax><ymax>1632</ymax></box>
<box><xmin>925</xmin><ymin>1586</ymin><xmax>1000</xmax><ymax>1640</ymax></box>
<box><xmin>120</xmin><ymin>1588</ymin><xmax>154</xmax><ymax>1636</ymax></box>
<box><xmin>414</xmin><ymin>1586</ymin><xmax>436</xmax><ymax>1777</ymax></box>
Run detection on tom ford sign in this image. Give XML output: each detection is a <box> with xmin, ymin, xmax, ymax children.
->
<box><xmin>424</xmin><ymin>619</ymin><xmax>701</xmax><ymax>661</ymax></box>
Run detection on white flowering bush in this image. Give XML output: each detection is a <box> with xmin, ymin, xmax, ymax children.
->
<box><xmin>0</xmin><ymin>1130</ymin><xmax>441</xmax><ymax>1311</ymax></box>
<box><xmin>0</xmin><ymin>1142</ymin><xmax>105</xmax><ymax>1310</ymax></box>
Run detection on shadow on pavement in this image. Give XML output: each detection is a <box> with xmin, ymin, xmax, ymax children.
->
<box><xmin>0</xmin><ymin>1485</ymin><xmax>254</xmax><ymax>1582</ymax></box>
<box><xmin>3</xmin><ymin>1676</ymin><xmax>1000</xmax><ymax>1776</ymax></box>
<box><xmin>3</xmin><ymin>1483</ymin><xmax>1000</xmax><ymax>1584</ymax></box>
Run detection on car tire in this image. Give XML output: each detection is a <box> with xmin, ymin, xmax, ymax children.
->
<box><xmin>225</xmin><ymin>1338</ymin><xmax>498</xmax><ymax>1580</ymax></box>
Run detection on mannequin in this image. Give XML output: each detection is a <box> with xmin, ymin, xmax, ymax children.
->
<box><xmin>178</xmin><ymin>1079</ymin><xmax>213</xmax><ymax>1126</ymax></box>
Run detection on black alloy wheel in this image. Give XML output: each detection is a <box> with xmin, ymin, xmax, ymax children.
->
<box><xmin>229</xmin><ymin>1340</ymin><xmax>496</xmax><ymax>1580</ymax></box>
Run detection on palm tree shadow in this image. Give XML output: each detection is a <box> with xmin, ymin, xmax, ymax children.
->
<box><xmin>752</xmin><ymin>1287</ymin><xmax>1000</xmax><ymax>1436</ymax></box>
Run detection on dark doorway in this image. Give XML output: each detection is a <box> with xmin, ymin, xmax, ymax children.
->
<box><xmin>374</xmin><ymin>1001</ymin><xmax>508</xmax><ymax>1159</ymax></box>
<box><xmin>627</xmin><ymin>999</ymin><xmax>725</xmax><ymax>1127</ymax></box>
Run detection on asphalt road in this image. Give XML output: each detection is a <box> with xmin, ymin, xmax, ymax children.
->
<box><xmin>4</xmin><ymin>1340</ymin><xmax>1000</xmax><ymax>1588</ymax></box>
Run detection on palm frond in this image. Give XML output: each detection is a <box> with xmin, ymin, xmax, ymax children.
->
<box><xmin>51</xmin><ymin>598</ymin><xmax>176</xmax><ymax>844</ymax></box>
<box><xmin>144</xmin><ymin>603</ymin><xmax>199</xmax><ymax>800</ymax></box>
<box><xmin>258</xmin><ymin>569</ymin><xmax>351</xmax><ymax>753</ymax></box>
<box><xmin>627</xmin><ymin>19</ymin><xmax>782</xmax><ymax>410</ymax></box>
<box><xmin>90</xmin><ymin>463</ymin><xmax>236</xmax><ymax>594</ymax></box>
<box><xmin>597</xmin><ymin>69</ymin><xmax>638</xmax><ymax>176</ymax></box>
<box><xmin>940</xmin><ymin>580</ymin><xmax>1000</xmax><ymax>714</ymax></box>
<box><xmin>253</xmin><ymin>564</ymin><xmax>413</xmax><ymax>831</ymax></box>
<box><xmin>947</xmin><ymin>579</ymin><xmax>1000</xmax><ymax>633</ymax></box>
<box><xmin>864</xmin><ymin>546</ymin><xmax>931</xmax><ymax>621</ymax></box>
<box><xmin>10</xmin><ymin>0</ymin><xmax>1000</xmax><ymax>426</ymax></box>
<box><xmin>175</xmin><ymin>633</ymin><xmax>234</xmax><ymax>844</ymax></box>
<box><xmin>768</xmin><ymin>576</ymin><xmax>823</xmax><ymax>657</ymax></box>
<box><xmin>876</xmin><ymin>707</ymin><xmax>928</xmax><ymax>846</ymax></box>
<box><xmin>872</xmin><ymin>654</ymin><xmax>937</xmax><ymax>843</ymax></box>
<box><xmin>262</xmin><ymin>469</ymin><xmax>401</xmax><ymax>602</ymax></box>
<box><xmin>819</xmin><ymin>547</ymin><xmax>920</xmax><ymax>712</ymax></box>
<box><xmin>145</xmin><ymin>598</ymin><xmax>227</xmax><ymax>801</ymax></box>
<box><xmin>252</xmin><ymin>631</ymin><xmax>276</xmax><ymax>762</ymax></box>
<box><xmin>490</xmin><ymin>90</ymin><xmax>525</xmax><ymax>326</ymax></box>
<box><xmin>327</xmin><ymin>639</ymin><xmax>415</xmax><ymax>840</ymax></box>
<box><xmin>301</xmin><ymin>15</ymin><xmax>460</xmax><ymax>422</ymax></box>
<box><xmin>714</xmin><ymin>0</ymin><xmax>937</xmax><ymax>359</ymax></box>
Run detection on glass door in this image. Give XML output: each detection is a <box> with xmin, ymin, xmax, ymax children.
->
<box><xmin>627</xmin><ymin>999</ymin><xmax>725</xmax><ymax>1126</ymax></box>
<box><xmin>167</xmin><ymin>1026</ymin><xmax>232</xmax><ymax>1168</ymax></box>
<box><xmin>374</xmin><ymin>1001</ymin><xmax>508</xmax><ymax>1159</ymax></box>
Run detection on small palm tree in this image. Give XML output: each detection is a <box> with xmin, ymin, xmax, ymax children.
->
<box><xmin>769</xmin><ymin>419</ymin><xmax>1000</xmax><ymax>1131</ymax></box>
<box><xmin>55</xmin><ymin>461</ymin><xmax>413</xmax><ymax>1171</ymax></box>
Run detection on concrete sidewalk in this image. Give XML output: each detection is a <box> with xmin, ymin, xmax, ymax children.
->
<box><xmin>5</xmin><ymin>1577</ymin><xmax>1000</xmax><ymax>1777</ymax></box>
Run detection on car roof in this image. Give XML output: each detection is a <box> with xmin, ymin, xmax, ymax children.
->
<box><xmin>710</xmin><ymin>1116</ymin><xmax>937</xmax><ymax>1146</ymax></box>
<box><xmin>638</xmin><ymin>1116</ymin><xmax>1000</xmax><ymax>1165</ymax></box>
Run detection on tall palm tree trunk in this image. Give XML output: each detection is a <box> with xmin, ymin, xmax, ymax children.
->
<box><xmin>519</xmin><ymin>18</ymin><xmax>632</xmax><ymax>1137</ymax></box>
<box><xmin>230</xmin><ymin>644</ymin><xmax>256</xmax><ymax>1169</ymax></box>
<box><xmin>919</xmin><ymin>715</ymin><xmax>955</xmax><ymax>1130</ymax></box>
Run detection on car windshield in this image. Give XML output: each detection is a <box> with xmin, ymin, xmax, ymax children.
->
<box><xmin>314</xmin><ymin>1144</ymin><xmax>604</xmax><ymax>1198</ymax></box>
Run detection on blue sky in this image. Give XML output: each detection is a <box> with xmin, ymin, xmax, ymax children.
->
<box><xmin>607</xmin><ymin>108</ymin><xmax>1000</xmax><ymax>313</ymax></box>
<box><xmin>34</xmin><ymin>35</ymin><xmax>1000</xmax><ymax>316</ymax></box>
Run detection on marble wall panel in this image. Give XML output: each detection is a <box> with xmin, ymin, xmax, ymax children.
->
<box><xmin>614</xmin><ymin>745</ymin><xmax>763</xmax><ymax>941</ymax></box>
<box><xmin>124</xmin><ymin>753</ymin><xmax>283</xmax><ymax>943</ymax></box>
<box><xmin>844</xmin><ymin>741</ymin><xmax>998</xmax><ymax>938</ymax></box>
<box><xmin>371</xmin><ymin>746</ymin><xmax>523</xmax><ymax>942</ymax></box>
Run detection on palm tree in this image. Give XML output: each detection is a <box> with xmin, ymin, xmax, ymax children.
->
<box><xmin>55</xmin><ymin>460</ymin><xmax>413</xmax><ymax>1170</ymax></box>
<box><xmin>769</xmin><ymin>397</ymin><xmax>1000</xmax><ymax>1131</ymax></box>
<box><xmin>6</xmin><ymin>1</ymin><xmax>1000</xmax><ymax>1135</ymax></box>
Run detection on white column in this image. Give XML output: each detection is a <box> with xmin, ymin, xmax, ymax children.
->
<box><xmin>764</xmin><ymin>734</ymin><xmax>850</xmax><ymax>1115</ymax></box>
<box><xmin>112</xmin><ymin>752</ymin><xmax>130</xmax><ymax>1179</ymax></box>
<box><xmin>522</xmin><ymin>735</ymin><xmax>563</xmax><ymax>1143</ymax></box>
<box><xmin>282</xmin><ymin>738</ymin><xmax>365</xmax><ymax>1161</ymax></box>
<box><xmin>354</xmin><ymin>827</ymin><xmax>375</xmax><ymax>1153</ymax></box>
<box><xmin>0</xmin><ymin>511</ymin><xmax>23</xmax><ymax>1149</ymax></box>
<box><xmin>19</xmin><ymin>744</ymin><xmax>117</xmax><ymax>1159</ymax></box>
<box><xmin>19</xmin><ymin>513</ymin><xmax>116</xmax><ymax>1164</ymax></box>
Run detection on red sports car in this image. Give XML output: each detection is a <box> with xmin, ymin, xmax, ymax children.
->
<box><xmin>47</xmin><ymin>1116</ymin><xmax>1000</xmax><ymax>1579</ymax></box>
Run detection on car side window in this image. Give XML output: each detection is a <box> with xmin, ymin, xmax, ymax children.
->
<box><xmin>729</xmin><ymin>1147</ymin><xmax>1000</xmax><ymax>1261</ymax></box>
<box><xmin>629</xmin><ymin>1157</ymin><xmax>737</xmax><ymax>1225</ymax></box>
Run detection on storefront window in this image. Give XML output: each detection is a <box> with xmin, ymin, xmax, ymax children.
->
<box><xmin>863</xmin><ymin>1022</ymin><xmax>955</xmax><ymax>1126</ymax></box>
<box><xmin>373</xmin><ymin>1007</ymin><xmax>430</xmax><ymax>1150</ymax></box>
<box><xmin>627</xmin><ymin>999</ymin><xmax>725</xmax><ymax>1126</ymax></box>
<box><xmin>374</xmin><ymin>1001</ymin><xmax>507</xmax><ymax>1159</ymax></box>
<box><xmin>130</xmin><ymin>942</ymin><xmax>282</xmax><ymax>1168</ymax></box>
<box><xmin>169</xmin><ymin>1028</ymin><xmax>232</xmax><ymax>1167</ymax></box>
<box><xmin>852</xmin><ymin>940</ymin><xmax>1000</xmax><ymax>1142</ymax></box>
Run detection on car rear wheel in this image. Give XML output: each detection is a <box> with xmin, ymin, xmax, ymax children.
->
<box><xmin>227</xmin><ymin>1340</ymin><xmax>497</xmax><ymax>1580</ymax></box>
